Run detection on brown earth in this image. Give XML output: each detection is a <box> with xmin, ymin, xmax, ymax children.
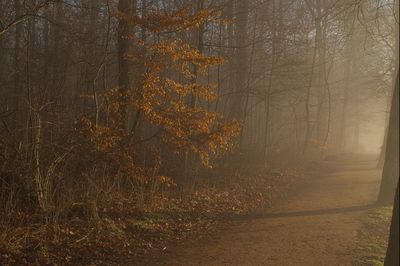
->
<box><xmin>139</xmin><ymin>154</ymin><xmax>382</xmax><ymax>266</ymax></box>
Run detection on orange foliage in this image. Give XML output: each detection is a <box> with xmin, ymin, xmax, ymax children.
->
<box><xmin>76</xmin><ymin>3</ymin><xmax>240</xmax><ymax>180</ymax></box>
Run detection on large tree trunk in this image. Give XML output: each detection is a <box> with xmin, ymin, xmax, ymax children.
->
<box><xmin>384</xmin><ymin>183</ymin><xmax>399</xmax><ymax>266</ymax></box>
<box><xmin>378</xmin><ymin>127</ymin><xmax>388</xmax><ymax>169</ymax></box>
<box><xmin>378</xmin><ymin>4</ymin><xmax>399</xmax><ymax>168</ymax></box>
<box><xmin>377</xmin><ymin>73</ymin><xmax>399</xmax><ymax>205</ymax></box>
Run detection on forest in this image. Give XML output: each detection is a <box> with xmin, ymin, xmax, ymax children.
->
<box><xmin>0</xmin><ymin>0</ymin><xmax>398</xmax><ymax>265</ymax></box>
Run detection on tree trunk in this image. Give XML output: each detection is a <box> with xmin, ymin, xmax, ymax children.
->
<box><xmin>338</xmin><ymin>16</ymin><xmax>355</xmax><ymax>150</ymax></box>
<box><xmin>378</xmin><ymin>127</ymin><xmax>388</xmax><ymax>168</ymax></box>
<box><xmin>229</xmin><ymin>0</ymin><xmax>248</xmax><ymax>121</ymax></box>
<box><xmin>183</xmin><ymin>0</ymin><xmax>205</xmax><ymax>180</ymax></box>
<box><xmin>377</xmin><ymin>73</ymin><xmax>399</xmax><ymax>205</ymax></box>
<box><xmin>13</xmin><ymin>0</ymin><xmax>22</xmax><ymax>131</ymax></box>
<box><xmin>314</xmin><ymin>0</ymin><xmax>326</xmax><ymax>143</ymax></box>
<box><xmin>384</xmin><ymin>183</ymin><xmax>399</xmax><ymax>266</ymax></box>
<box><xmin>303</xmin><ymin>33</ymin><xmax>318</xmax><ymax>155</ymax></box>
<box><xmin>241</xmin><ymin>10</ymin><xmax>258</xmax><ymax>148</ymax></box>
<box><xmin>379</xmin><ymin>2</ymin><xmax>399</xmax><ymax>168</ymax></box>
<box><xmin>117</xmin><ymin>0</ymin><xmax>134</xmax><ymax>130</ymax></box>
<box><xmin>263</xmin><ymin>0</ymin><xmax>278</xmax><ymax>160</ymax></box>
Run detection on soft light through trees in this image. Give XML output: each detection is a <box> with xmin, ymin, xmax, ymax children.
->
<box><xmin>0</xmin><ymin>1</ymin><xmax>397</xmax><ymax>263</ymax></box>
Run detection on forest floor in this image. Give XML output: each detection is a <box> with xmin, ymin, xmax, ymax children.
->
<box><xmin>1</xmin><ymin>154</ymin><xmax>389</xmax><ymax>265</ymax></box>
<box><xmin>138</xmin><ymin>154</ymin><xmax>385</xmax><ymax>266</ymax></box>
<box><xmin>0</xmin><ymin>157</ymin><xmax>304</xmax><ymax>265</ymax></box>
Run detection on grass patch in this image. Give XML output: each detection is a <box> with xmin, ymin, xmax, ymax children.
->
<box><xmin>353</xmin><ymin>207</ymin><xmax>392</xmax><ymax>266</ymax></box>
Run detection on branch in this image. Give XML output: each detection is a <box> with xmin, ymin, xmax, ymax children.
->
<box><xmin>0</xmin><ymin>0</ymin><xmax>51</xmax><ymax>36</ymax></box>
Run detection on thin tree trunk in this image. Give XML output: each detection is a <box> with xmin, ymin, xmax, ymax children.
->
<box><xmin>338</xmin><ymin>42</ymin><xmax>353</xmax><ymax>150</ymax></box>
<box><xmin>229</xmin><ymin>0</ymin><xmax>248</xmax><ymax>121</ymax></box>
<box><xmin>241</xmin><ymin>12</ymin><xmax>258</xmax><ymax>147</ymax></box>
<box><xmin>303</xmin><ymin>39</ymin><xmax>318</xmax><ymax>155</ymax></box>
<box><xmin>263</xmin><ymin>0</ymin><xmax>279</xmax><ymax>160</ymax></box>
<box><xmin>117</xmin><ymin>0</ymin><xmax>134</xmax><ymax>130</ymax></box>
<box><xmin>13</xmin><ymin>0</ymin><xmax>22</xmax><ymax>131</ymax></box>
<box><xmin>184</xmin><ymin>0</ymin><xmax>205</xmax><ymax>180</ymax></box>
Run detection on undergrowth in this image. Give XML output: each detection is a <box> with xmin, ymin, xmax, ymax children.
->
<box><xmin>353</xmin><ymin>206</ymin><xmax>392</xmax><ymax>266</ymax></box>
<box><xmin>0</xmin><ymin>164</ymin><xmax>304</xmax><ymax>265</ymax></box>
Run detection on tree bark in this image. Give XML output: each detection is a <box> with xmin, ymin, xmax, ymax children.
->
<box><xmin>377</xmin><ymin>73</ymin><xmax>399</xmax><ymax>205</ymax></box>
<box><xmin>13</xmin><ymin>0</ymin><xmax>22</xmax><ymax>131</ymax></box>
<box><xmin>378</xmin><ymin>2</ymin><xmax>399</xmax><ymax>168</ymax></box>
<box><xmin>384</xmin><ymin>183</ymin><xmax>399</xmax><ymax>266</ymax></box>
<box><xmin>338</xmin><ymin>14</ymin><xmax>355</xmax><ymax>151</ymax></box>
<box><xmin>117</xmin><ymin>0</ymin><xmax>134</xmax><ymax>130</ymax></box>
<box><xmin>229</xmin><ymin>0</ymin><xmax>248</xmax><ymax>121</ymax></box>
<box><xmin>263</xmin><ymin>0</ymin><xmax>278</xmax><ymax>160</ymax></box>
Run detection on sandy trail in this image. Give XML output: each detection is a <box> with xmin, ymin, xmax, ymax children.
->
<box><xmin>144</xmin><ymin>155</ymin><xmax>382</xmax><ymax>266</ymax></box>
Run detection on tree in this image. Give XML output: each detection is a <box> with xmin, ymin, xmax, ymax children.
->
<box><xmin>79</xmin><ymin>3</ymin><xmax>240</xmax><ymax>176</ymax></box>
<box><xmin>384</xmin><ymin>183</ymin><xmax>399</xmax><ymax>266</ymax></box>
<box><xmin>0</xmin><ymin>2</ymin><xmax>397</xmax><ymax>256</ymax></box>
<box><xmin>377</xmin><ymin>73</ymin><xmax>399</xmax><ymax>205</ymax></box>
<box><xmin>117</xmin><ymin>0</ymin><xmax>135</xmax><ymax>130</ymax></box>
<box><xmin>377</xmin><ymin>0</ymin><xmax>399</xmax><ymax>168</ymax></box>
<box><xmin>229</xmin><ymin>0</ymin><xmax>248</xmax><ymax>122</ymax></box>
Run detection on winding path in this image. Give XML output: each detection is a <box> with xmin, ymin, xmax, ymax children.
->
<box><xmin>145</xmin><ymin>155</ymin><xmax>381</xmax><ymax>266</ymax></box>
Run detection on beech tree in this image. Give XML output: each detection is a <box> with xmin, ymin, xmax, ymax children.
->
<box><xmin>0</xmin><ymin>0</ymin><xmax>396</xmax><ymax>233</ymax></box>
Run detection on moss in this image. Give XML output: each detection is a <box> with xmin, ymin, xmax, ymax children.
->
<box><xmin>353</xmin><ymin>207</ymin><xmax>392</xmax><ymax>266</ymax></box>
<box><xmin>128</xmin><ymin>219</ymin><xmax>156</xmax><ymax>231</ymax></box>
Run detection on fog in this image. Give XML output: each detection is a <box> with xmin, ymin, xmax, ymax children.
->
<box><xmin>0</xmin><ymin>0</ymin><xmax>398</xmax><ymax>264</ymax></box>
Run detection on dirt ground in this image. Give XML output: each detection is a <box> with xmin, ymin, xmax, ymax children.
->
<box><xmin>139</xmin><ymin>154</ymin><xmax>382</xmax><ymax>266</ymax></box>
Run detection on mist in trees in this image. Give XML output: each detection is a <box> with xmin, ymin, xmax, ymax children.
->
<box><xmin>0</xmin><ymin>0</ymin><xmax>398</xmax><ymax>264</ymax></box>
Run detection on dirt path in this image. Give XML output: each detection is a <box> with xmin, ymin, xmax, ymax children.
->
<box><xmin>143</xmin><ymin>155</ymin><xmax>382</xmax><ymax>266</ymax></box>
